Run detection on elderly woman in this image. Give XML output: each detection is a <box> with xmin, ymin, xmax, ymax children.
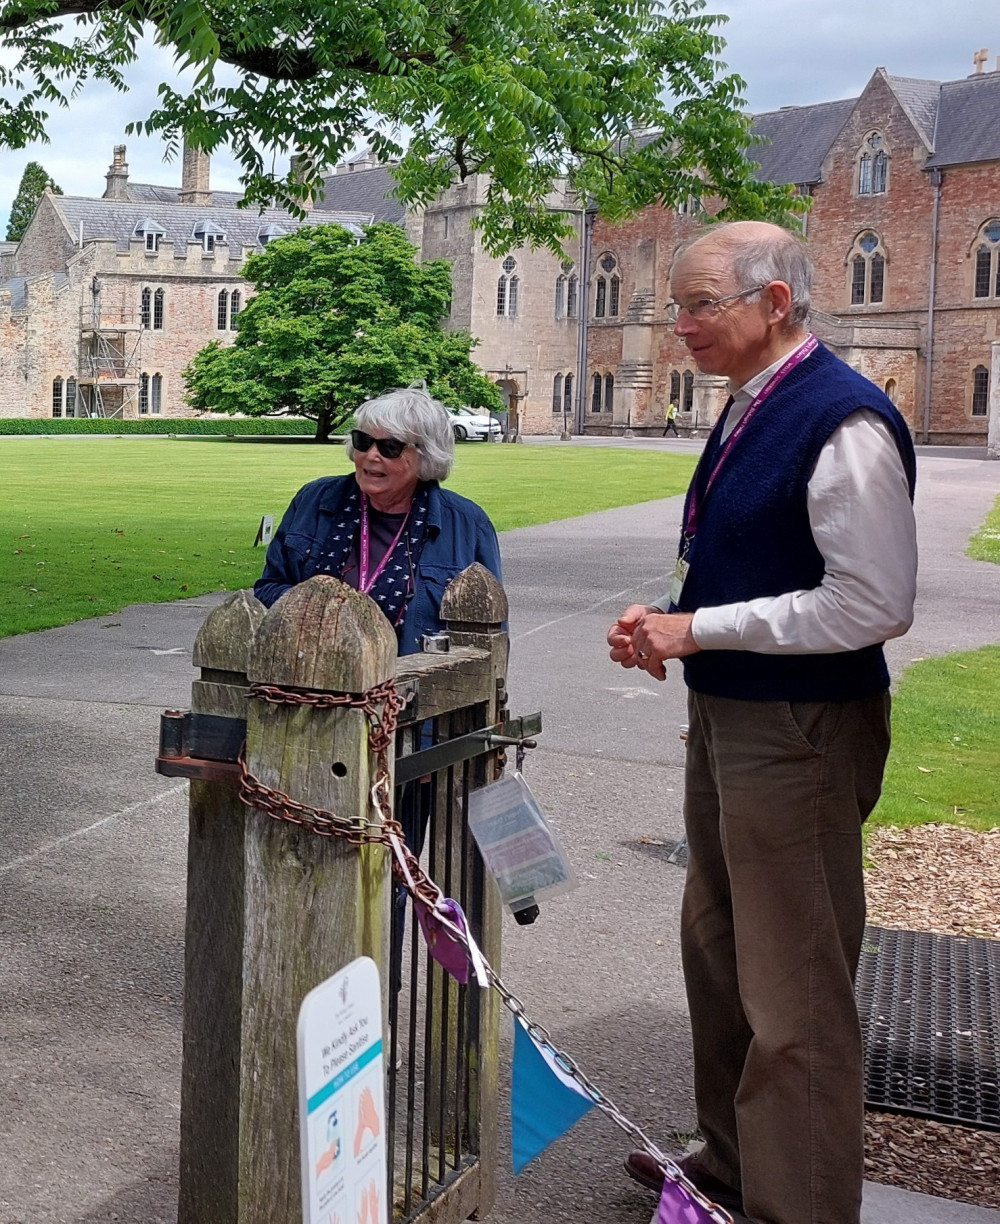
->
<box><xmin>254</xmin><ymin>385</ymin><xmax>502</xmax><ymax>648</ymax></box>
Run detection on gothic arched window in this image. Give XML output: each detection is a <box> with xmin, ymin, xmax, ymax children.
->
<box><xmin>972</xmin><ymin>365</ymin><xmax>990</xmax><ymax>417</ymax></box>
<box><xmin>972</xmin><ymin>219</ymin><xmax>1000</xmax><ymax>299</ymax></box>
<box><xmin>591</xmin><ymin>372</ymin><xmax>602</xmax><ymax>412</ymax></box>
<box><xmin>682</xmin><ymin>370</ymin><xmax>694</xmax><ymax>413</ymax></box>
<box><xmin>857</xmin><ymin>132</ymin><xmax>889</xmax><ymax>196</ymax></box>
<box><xmin>52</xmin><ymin>377</ymin><xmax>63</xmax><ymax>418</ymax></box>
<box><xmin>217</xmin><ymin>289</ymin><xmax>228</xmax><ymax>330</ymax></box>
<box><xmin>595</xmin><ymin>253</ymin><xmax>621</xmax><ymax>318</ymax></box>
<box><xmin>669</xmin><ymin>370</ymin><xmax>681</xmax><ymax>406</ymax></box>
<box><xmin>552</xmin><ymin>373</ymin><xmax>563</xmax><ymax>413</ymax></box>
<box><xmin>497</xmin><ymin>256</ymin><xmax>518</xmax><ymax>317</ymax></box>
<box><xmin>153</xmin><ymin>287</ymin><xmax>165</xmax><ymax>329</ymax></box>
<box><xmin>847</xmin><ymin>231</ymin><xmax>887</xmax><ymax>306</ymax></box>
<box><xmin>604</xmin><ymin>373</ymin><xmax>615</xmax><ymax>414</ymax></box>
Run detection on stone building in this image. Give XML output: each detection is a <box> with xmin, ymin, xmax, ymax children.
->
<box><xmin>4</xmin><ymin>56</ymin><xmax>1000</xmax><ymax>441</ymax></box>
<box><xmin>0</xmin><ymin>146</ymin><xmax>371</xmax><ymax>419</ymax></box>
<box><xmin>317</xmin><ymin>159</ymin><xmax>584</xmax><ymax>437</ymax></box>
<box><xmin>585</xmin><ymin>61</ymin><xmax>1000</xmax><ymax>444</ymax></box>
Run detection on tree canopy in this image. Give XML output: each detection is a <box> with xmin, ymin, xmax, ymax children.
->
<box><xmin>6</xmin><ymin>159</ymin><xmax>61</xmax><ymax>240</ymax></box>
<box><xmin>184</xmin><ymin>222</ymin><xmax>504</xmax><ymax>441</ymax></box>
<box><xmin>0</xmin><ymin>0</ymin><xmax>800</xmax><ymax>251</ymax></box>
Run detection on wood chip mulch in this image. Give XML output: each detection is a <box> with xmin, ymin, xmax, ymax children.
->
<box><xmin>863</xmin><ymin>823</ymin><xmax>1000</xmax><ymax>1209</ymax></box>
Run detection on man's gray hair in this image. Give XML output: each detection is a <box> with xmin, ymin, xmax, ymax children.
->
<box><xmin>675</xmin><ymin>222</ymin><xmax>813</xmax><ymax>327</ymax></box>
<box><xmin>346</xmin><ymin>383</ymin><xmax>455</xmax><ymax>482</ymax></box>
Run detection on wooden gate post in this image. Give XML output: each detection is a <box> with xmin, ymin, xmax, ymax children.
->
<box><xmin>178</xmin><ymin>589</ymin><xmax>266</xmax><ymax>1224</ymax></box>
<box><xmin>440</xmin><ymin>563</ymin><xmax>509</xmax><ymax>1219</ymax></box>
<box><xmin>240</xmin><ymin>575</ymin><xmax>397</xmax><ymax>1223</ymax></box>
<box><xmin>177</xmin><ymin>576</ymin><xmax>397</xmax><ymax>1224</ymax></box>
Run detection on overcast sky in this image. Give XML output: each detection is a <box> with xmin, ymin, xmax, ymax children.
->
<box><xmin>0</xmin><ymin>0</ymin><xmax>995</xmax><ymax>236</ymax></box>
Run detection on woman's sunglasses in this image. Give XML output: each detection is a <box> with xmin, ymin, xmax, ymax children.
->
<box><xmin>351</xmin><ymin>429</ymin><xmax>411</xmax><ymax>460</ymax></box>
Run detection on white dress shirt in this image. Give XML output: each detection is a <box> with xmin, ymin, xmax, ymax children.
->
<box><xmin>666</xmin><ymin>340</ymin><xmax>918</xmax><ymax>654</ymax></box>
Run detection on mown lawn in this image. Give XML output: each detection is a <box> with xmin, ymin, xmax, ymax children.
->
<box><xmin>967</xmin><ymin>492</ymin><xmax>1000</xmax><ymax>564</ymax></box>
<box><xmin>874</xmin><ymin>645</ymin><xmax>1000</xmax><ymax>831</ymax></box>
<box><xmin>0</xmin><ymin>438</ymin><xmax>696</xmax><ymax>638</ymax></box>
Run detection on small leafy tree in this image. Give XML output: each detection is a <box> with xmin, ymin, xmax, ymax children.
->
<box><xmin>184</xmin><ymin>223</ymin><xmax>504</xmax><ymax>441</ymax></box>
<box><xmin>6</xmin><ymin>160</ymin><xmax>62</xmax><ymax>240</ymax></box>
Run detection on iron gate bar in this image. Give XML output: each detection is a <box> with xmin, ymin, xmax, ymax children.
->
<box><xmin>856</xmin><ymin>924</ymin><xmax>1000</xmax><ymax>1130</ymax></box>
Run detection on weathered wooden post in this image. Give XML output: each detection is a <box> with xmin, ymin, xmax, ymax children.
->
<box><xmin>177</xmin><ymin>576</ymin><xmax>397</xmax><ymax>1224</ymax></box>
<box><xmin>178</xmin><ymin>589</ymin><xmax>266</xmax><ymax>1224</ymax></box>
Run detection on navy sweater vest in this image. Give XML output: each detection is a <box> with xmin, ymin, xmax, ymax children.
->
<box><xmin>675</xmin><ymin>342</ymin><xmax>916</xmax><ymax>702</ymax></box>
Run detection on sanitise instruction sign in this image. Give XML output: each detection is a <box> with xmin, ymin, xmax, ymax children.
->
<box><xmin>297</xmin><ymin>956</ymin><xmax>387</xmax><ymax>1224</ymax></box>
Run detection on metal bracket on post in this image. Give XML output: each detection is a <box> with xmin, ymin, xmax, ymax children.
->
<box><xmin>156</xmin><ymin>709</ymin><xmax>245</xmax><ymax>782</ymax></box>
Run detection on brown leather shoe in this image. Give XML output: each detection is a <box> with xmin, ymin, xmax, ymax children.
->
<box><xmin>623</xmin><ymin>1150</ymin><xmax>744</xmax><ymax>1215</ymax></box>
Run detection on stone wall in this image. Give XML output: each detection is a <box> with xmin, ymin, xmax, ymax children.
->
<box><xmin>418</xmin><ymin>175</ymin><xmax>583</xmax><ymax>435</ymax></box>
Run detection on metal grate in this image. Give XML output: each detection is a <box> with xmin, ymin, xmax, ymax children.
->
<box><xmin>856</xmin><ymin>925</ymin><xmax>1000</xmax><ymax>1130</ymax></box>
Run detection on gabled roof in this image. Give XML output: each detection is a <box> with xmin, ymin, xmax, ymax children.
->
<box><xmin>315</xmin><ymin>164</ymin><xmax>406</xmax><ymax>224</ymax></box>
<box><xmin>126</xmin><ymin>182</ymin><xmax>244</xmax><ymax>208</ymax></box>
<box><xmin>51</xmin><ymin>196</ymin><xmax>373</xmax><ymax>255</ymax></box>
<box><xmin>748</xmin><ymin>98</ymin><xmax>857</xmax><ymax>185</ymax></box>
<box><xmin>884</xmin><ymin>74</ymin><xmax>940</xmax><ymax>148</ymax></box>
<box><xmin>926</xmin><ymin>71</ymin><xmax>1000</xmax><ymax>167</ymax></box>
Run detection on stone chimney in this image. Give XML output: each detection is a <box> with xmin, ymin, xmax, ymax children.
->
<box><xmin>289</xmin><ymin>153</ymin><xmax>314</xmax><ymax>212</ymax></box>
<box><xmin>179</xmin><ymin>140</ymin><xmax>212</xmax><ymax>206</ymax></box>
<box><xmin>973</xmin><ymin>47</ymin><xmax>989</xmax><ymax>74</ymax></box>
<box><xmin>103</xmin><ymin>145</ymin><xmax>130</xmax><ymax>201</ymax></box>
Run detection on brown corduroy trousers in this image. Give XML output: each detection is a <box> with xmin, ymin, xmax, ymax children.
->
<box><xmin>681</xmin><ymin>690</ymin><xmax>891</xmax><ymax>1224</ymax></box>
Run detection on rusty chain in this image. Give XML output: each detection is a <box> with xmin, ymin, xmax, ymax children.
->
<box><xmin>238</xmin><ymin>678</ymin><xmax>732</xmax><ymax>1224</ymax></box>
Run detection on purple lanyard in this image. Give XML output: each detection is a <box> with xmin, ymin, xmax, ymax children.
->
<box><xmin>358</xmin><ymin>493</ymin><xmax>411</xmax><ymax>593</ymax></box>
<box><xmin>684</xmin><ymin>334</ymin><xmax>818</xmax><ymax>540</ymax></box>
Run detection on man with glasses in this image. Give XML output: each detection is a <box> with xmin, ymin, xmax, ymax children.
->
<box><xmin>608</xmin><ymin>222</ymin><xmax>917</xmax><ymax>1224</ymax></box>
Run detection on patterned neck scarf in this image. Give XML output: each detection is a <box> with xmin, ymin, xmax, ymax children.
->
<box><xmin>319</xmin><ymin>478</ymin><xmax>432</xmax><ymax>634</ymax></box>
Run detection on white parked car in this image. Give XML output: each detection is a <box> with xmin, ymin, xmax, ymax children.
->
<box><xmin>451</xmin><ymin>406</ymin><xmax>502</xmax><ymax>441</ymax></box>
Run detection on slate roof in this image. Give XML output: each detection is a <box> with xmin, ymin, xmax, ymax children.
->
<box><xmin>885</xmin><ymin>75</ymin><xmax>940</xmax><ymax>148</ymax></box>
<box><xmin>0</xmin><ymin>276</ymin><xmax>27</xmax><ymax>308</ymax></box>
<box><xmin>127</xmin><ymin>182</ymin><xmax>244</xmax><ymax>208</ymax></box>
<box><xmin>926</xmin><ymin>71</ymin><xmax>1000</xmax><ymax>166</ymax></box>
<box><xmin>52</xmin><ymin>195</ymin><xmax>374</xmax><ymax>254</ymax></box>
<box><xmin>314</xmin><ymin>164</ymin><xmax>406</xmax><ymax>224</ymax></box>
<box><xmin>747</xmin><ymin>98</ymin><xmax>856</xmax><ymax>185</ymax></box>
<box><xmin>0</xmin><ymin>272</ymin><xmax>69</xmax><ymax>310</ymax></box>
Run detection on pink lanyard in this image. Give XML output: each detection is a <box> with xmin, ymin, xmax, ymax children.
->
<box><xmin>684</xmin><ymin>334</ymin><xmax>818</xmax><ymax>540</ymax></box>
<box><xmin>358</xmin><ymin>494</ymin><xmax>411</xmax><ymax>593</ymax></box>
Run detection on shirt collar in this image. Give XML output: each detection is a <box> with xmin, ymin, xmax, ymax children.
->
<box><xmin>728</xmin><ymin>334</ymin><xmax>815</xmax><ymax>405</ymax></box>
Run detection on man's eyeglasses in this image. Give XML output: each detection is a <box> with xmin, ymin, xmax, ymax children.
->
<box><xmin>351</xmin><ymin>430</ymin><xmax>412</xmax><ymax>460</ymax></box>
<box><xmin>665</xmin><ymin>285</ymin><xmax>767</xmax><ymax>325</ymax></box>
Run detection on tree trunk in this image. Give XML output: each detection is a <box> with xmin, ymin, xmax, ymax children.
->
<box><xmin>314</xmin><ymin>406</ymin><xmax>333</xmax><ymax>443</ymax></box>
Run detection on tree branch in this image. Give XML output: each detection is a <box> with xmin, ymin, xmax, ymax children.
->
<box><xmin>0</xmin><ymin>0</ymin><xmax>464</xmax><ymax>82</ymax></box>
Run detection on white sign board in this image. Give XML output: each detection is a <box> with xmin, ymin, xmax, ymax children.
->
<box><xmin>297</xmin><ymin>956</ymin><xmax>387</xmax><ymax>1224</ymax></box>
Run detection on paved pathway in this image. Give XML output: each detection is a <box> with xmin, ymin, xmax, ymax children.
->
<box><xmin>0</xmin><ymin>452</ymin><xmax>997</xmax><ymax>1223</ymax></box>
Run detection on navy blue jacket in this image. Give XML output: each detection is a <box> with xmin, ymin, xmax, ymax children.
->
<box><xmin>676</xmin><ymin>342</ymin><xmax>916</xmax><ymax>702</ymax></box>
<box><xmin>255</xmin><ymin>475</ymin><xmax>503</xmax><ymax>655</ymax></box>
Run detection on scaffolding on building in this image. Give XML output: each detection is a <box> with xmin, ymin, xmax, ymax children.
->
<box><xmin>78</xmin><ymin>280</ymin><xmax>141</xmax><ymax>418</ymax></box>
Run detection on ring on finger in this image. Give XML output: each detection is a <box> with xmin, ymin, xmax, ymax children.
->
<box><xmin>637</xmin><ymin>650</ymin><xmax>650</xmax><ymax>660</ymax></box>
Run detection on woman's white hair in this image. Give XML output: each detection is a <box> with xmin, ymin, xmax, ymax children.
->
<box><xmin>346</xmin><ymin>383</ymin><xmax>455</xmax><ymax>482</ymax></box>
